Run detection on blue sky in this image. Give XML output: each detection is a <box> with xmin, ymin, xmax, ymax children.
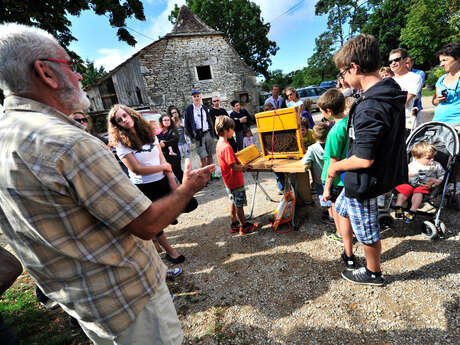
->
<box><xmin>68</xmin><ymin>0</ymin><xmax>329</xmax><ymax>77</ymax></box>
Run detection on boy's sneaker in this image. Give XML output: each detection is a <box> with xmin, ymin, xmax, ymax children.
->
<box><xmin>325</xmin><ymin>231</ymin><xmax>344</xmax><ymax>245</ymax></box>
<box><xmin>341</xmin><ymin>253</ymin><xmax>358</xmax><ymax>270</ymax></box>
<box><xmin>394</xmin><ymin>207</ymin><xmax>403</xmax><ymax>219</ymax></box>
<box><xmin>230</xmin><ymin>221</ymin><xmax>240</xmax><ymax>233</ymax></box>
<box><xmin>405</xmin><ymin>211</ymin><xmax>416</xmax><ymax>223</ymax></box>
<box><xmin>239</xmin><ymin>222</ymin><xmax>258</xmax><ymax>235</ymax></box>
<box><xmin>210</xmin><ymin>173</ymin><xmax>219</xmax><ymax>180</ymax></box>
<box><xmin>166</xmin><ymin>267</ymin><xmax>183</xmax><ymax>280</ymax></box>
<box><xmin>341</xmin><ymin>267</ymin><xmax>385</xmax><ymax>286</ymax></box>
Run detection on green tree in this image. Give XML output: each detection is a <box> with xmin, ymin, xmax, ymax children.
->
<box><xmin>307</xmin><ymin>32</ymin><xmax>338</xmax><ymax>82</ymax></box>
<box><xmin>361</xmin><ymin>0</ymin><xmax>411</xmax><ymax>63</ymax></box>
<box><xmin>315</xmin><ymin>0</ymin><xmax>351</xmax><ymax>47</ymax></box>
<box><xmin>0</xmin><ymin>0</ymin><xmax>145</xmax><ymax>48</ymax></box>
<box><xmin>169</xmin><ymin>0</ymin><xmax>278</xmax><ymax>77</ymax></box>
<box><xmin>314</xmin><ymin>0</ymin><xmax>378</xmax><ymax>47</ymax></box>
<box><xmin>260</xmin><ymin>70</ymin><xmax>293</xmax><ymax>92</ymax></box>
<box><xmin>82</xmin><ymin>60</ymin><xmax>107</xmax><ymax>88</ymax></box>
<box><xmin>291</xmin><ymin>69</ymin><xmax>307</xmax><ymax>88</ymax></box>
<box><xmin>400</xmin><ymin>0</ymin><xmax>459</xmax><ymax>67</ymax></box>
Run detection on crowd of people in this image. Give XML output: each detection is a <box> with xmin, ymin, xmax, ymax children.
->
<box><xmin>0</xmin><ymin>20</ymin><xmax>458</xmax><ymax>345</ymax></box>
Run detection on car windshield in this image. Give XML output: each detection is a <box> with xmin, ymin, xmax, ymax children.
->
<box><xmin>314</xmin><ymin>88</ymin><xmax>326</xmax><ymax>95</ymax></box>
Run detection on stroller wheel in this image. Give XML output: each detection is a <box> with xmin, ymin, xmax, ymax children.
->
<box><xmin>439</xmin><ymin>221</ymin><xmax>447</xmax><ymax>235</ymax></box>
<box><xmin>378</xmin><ymin>212</ymin><xmax>393</xmax><ymax>228</ymax></box>
<box><xmin>421</xmin><ymin>221</ymin><xmax>438</xmax><ymax>240</ymax></box>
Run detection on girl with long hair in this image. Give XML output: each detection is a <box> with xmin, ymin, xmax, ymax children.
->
<box><xmin>107</xmin><ymin>104</ymin><xmax>185</xmax><ymax>264</ymax></box>
<box><xmin>168</xmin><ymin>106</ymin><xmax>192</xmax><ymax>160</ymax></box>
<box><xmin>158</xmin><ymin>114</ymin><xmax>183</xmax><ymax>183</ymax></box>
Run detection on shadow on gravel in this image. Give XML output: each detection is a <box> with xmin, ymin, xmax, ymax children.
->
<box><xmin>182</xmin><ymin>294</ymin><xmax>460</xmax><ymax>345</ymax></box>
<box><xmin>382</xmin><ymin>238</ymin><xmax>460</xmax><ymax>283</ymax></box>
<box><xmin>171</xmin><ymin>250</ymin><xmax>347</xmax><ymax>319</ymax></box>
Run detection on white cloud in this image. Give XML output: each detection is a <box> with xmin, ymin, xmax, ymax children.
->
<box><xmin>94</xmin><ymin>48</ymin><xmax>135</xmax><ymax>72</ymax></box>
<box><xmin>253</xmin><ymin>0</ymin><xmax>316</xmax><ymax>39</ymax></box>
<box><xmin>147</xmin><ymin>0</ymin><xmax>186</xmax><ymax>39</ymax></box>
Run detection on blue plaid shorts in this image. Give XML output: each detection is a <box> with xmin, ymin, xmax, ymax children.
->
<box><xmin>225</xmin><ymin>186</ymin><xmax>247</xmax><ymax>208</ymax></box>
<box><xmin>334</xmin><ymin>189</ymin><xmax>380</xmax><ymax>244</ymax></box>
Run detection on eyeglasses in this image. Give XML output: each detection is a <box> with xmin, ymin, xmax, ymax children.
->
<box><xmin>338</xmin><ymin>68</ymin><xmax>350</xmax><ymax>80</ymax></box>
<box><xmin>170</xmin><ymin>111</ymin><xmax>178</xmax><ymax>115</ymax></box>
<box><xmin>212</xmin><ymin>100</ymin><xmax>220</xmax><ymax>103</ymax></box>
<box><xmin>389</xmin><ymin>56</ymin><xmax>403</xmax><ymax>65</ymax></box>
<box><xmin>40</xmin><ymin>58</ymin><xmax>78</xmax><ymax>72</ymax></box>
<box><xmin>74</xmin><ymin>118</ymin><xmax>88</xmax><ymax>124</ymax></box>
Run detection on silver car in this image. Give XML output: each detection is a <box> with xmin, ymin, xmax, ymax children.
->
<box><xmin>297</xmin><ymin>86</ymin><xmax>327</xmax><ymax>112</ymax></box>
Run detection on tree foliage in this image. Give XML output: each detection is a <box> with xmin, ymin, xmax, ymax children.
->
<box><xmin>260</xmin><ymin>70</ymin><xmax>293</xmax><ymax>92</ymax></box>
<box><xmin>361</xmin><ymin>0</ymin><xmax>411</xmax><ymax>64</ymax></box>
<box><xmin>307</xmin><ymin>32</ymin><xmax>338</xmax><ymax>82</ymax></box>
<box><xmin>82</xmin><ymin>60</ymin><xmax>107</xmax><ymax>88</ymax></box>
<box><xmin>0</xmin><ymin>0</ymin><xmax>146</xmax><ymax>48</ymax></box>
<box><xmin>400</xmin><ymin>0</ymin><xmax>459</xmax><ymax>67</ymax></box>
<box><xmin>315</xmin><ymin>0</ymin><xmax>378</xmax><ymax>47</ymax></box>
<box><xmin>169</xmin><ymin>0</ymin><xmax>278</xmax><ymax>78</ymax></box>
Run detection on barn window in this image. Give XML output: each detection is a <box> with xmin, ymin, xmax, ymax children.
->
<box><xmin>196</xmin><ymin>65</ymin><xmax>212</xmax><ymax>80</ymax></box>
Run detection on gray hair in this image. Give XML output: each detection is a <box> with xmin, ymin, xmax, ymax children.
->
<box><xmin>0</xmin><ymin>23</ymin><xmax>60</xmax><ymax>96</ymax></box>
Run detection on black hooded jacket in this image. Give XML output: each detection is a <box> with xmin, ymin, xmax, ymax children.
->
<box><xmin>344</xmin><ymin>77</ymin><xmax>408</xmax><ymax>200</ymax></box>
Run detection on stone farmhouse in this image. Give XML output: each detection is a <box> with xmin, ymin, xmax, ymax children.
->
<box><xmin>85</xmin><ymin>6</ymin><xmax>259</xmax><ymax>117</ymax></box>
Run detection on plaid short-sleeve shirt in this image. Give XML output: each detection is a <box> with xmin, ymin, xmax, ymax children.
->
<box><xmin>0</xmin><ymin>96</ymin><xmax>166</xmax><ymax>338</ymax></box>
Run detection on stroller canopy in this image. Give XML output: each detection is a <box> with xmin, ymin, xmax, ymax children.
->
<box><xmin>406</xmin><ymin>122</ymin><xmax>459</xmax><ymax>167</ymax></box>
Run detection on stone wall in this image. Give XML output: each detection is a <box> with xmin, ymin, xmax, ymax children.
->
<box><xmin>138</xmin><ymin>34</ymin><xmax>259</xmax><ymax>115</ymax></box>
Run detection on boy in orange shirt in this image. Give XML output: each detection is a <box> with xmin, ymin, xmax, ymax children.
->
<box><xmin>215</xmin><ymin>116</ymin><xmax>258</xmax><ymax>235</ymax></box>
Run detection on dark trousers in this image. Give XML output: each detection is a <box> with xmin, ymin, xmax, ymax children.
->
<box><xmin>235</xmin><ymin>130</ymin><xmax>244</xmax><ymax>152</ymax></box>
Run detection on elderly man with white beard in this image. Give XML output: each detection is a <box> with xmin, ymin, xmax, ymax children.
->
<box><xmin>0</xmin><ymin>23</ymin><xmax>215</xmax><ymax>345</ymax></box>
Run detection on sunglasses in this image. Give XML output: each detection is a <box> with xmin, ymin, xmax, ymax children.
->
<box><xmin>389</xmin><ymin>56</ymin><xmax>403</xmax><ymax>64</ymax></box>
<box><xmin>40</xmin><ymin>58</ymin><xmax>78</xmax><ymax>72</ymax></box>
<box><xmin>212</xmin><ymin>100</ymin><xmax>220</xmax><ymax>103</ymax></box>
<box><xmin>286</xmin><ymin>93</ymin><xmax>293</xmax><ymax>97</ymax></box>
<box><xmin>75</xmin><ymin>118</ymin><xmax>88</xmax><ymax>124</ymax></box>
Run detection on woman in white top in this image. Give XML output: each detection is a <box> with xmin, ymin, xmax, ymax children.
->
<box><xmin>285</xmin><ymin>86</ymin><xmax>303</xmax><ymax>107</ymax></box>
<box><xmin>108</xmin><ymin>104</ymin><xmax>185</xmax><ymax>264</ymax></box>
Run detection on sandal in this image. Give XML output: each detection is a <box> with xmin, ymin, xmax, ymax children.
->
<box><xmin>165</xmin><ymin>254</ymin><xmax>185</xmax><ymax>264</ymax></box>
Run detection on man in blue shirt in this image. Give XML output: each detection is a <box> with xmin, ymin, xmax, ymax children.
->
<box><xmin>264</xmin><ymin>85</ymin><xmax>285</xmax><ymax>109</ymax></box>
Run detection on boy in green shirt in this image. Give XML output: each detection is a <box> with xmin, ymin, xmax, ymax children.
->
<box><xmin>320</xmin><ymin>90</ymin><xmax>357</xmax><ymax>270</ymax></box>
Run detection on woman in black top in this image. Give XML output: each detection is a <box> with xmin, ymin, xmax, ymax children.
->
<box><xmin>157</xmin><ymin>114</ymin><xmax>184</xmax><ymax>182</ymax></box>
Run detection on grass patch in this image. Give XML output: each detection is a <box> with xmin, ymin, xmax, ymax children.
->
<box><xmin>0</xmin><ymin>274</ymin><xmax>90</xmax><ymax>345</ymax></box>
<box><xmin>422</xmin><ymin>88</ymin><xmax>435</xmax><ymax>97</ymax></box>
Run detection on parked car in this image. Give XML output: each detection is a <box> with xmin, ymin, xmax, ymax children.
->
<box><xmin>319</xmin><ymin>80</ymin><xmax>338</xmax><ymax>90</ymax></box>
<box><xmin>296</xmin><ymin>86</ymin><xmax>328</xmax><ymax>111</ymax></box>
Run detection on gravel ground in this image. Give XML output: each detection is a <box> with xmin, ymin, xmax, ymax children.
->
<box><xmin>1</xmin><ymin>97</ymin><xmax>459</xmax><ymax>344</ymax></box>
<box><xmin>166</xmin><ymin>171</ymin><xmax>459</xmax><ymax>345</ymax></box>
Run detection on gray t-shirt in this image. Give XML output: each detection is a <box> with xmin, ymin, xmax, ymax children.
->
<box><xmin>301</xmin><ymin>142</ymin><xmax>325</xmax><ymax>184</ymax></box>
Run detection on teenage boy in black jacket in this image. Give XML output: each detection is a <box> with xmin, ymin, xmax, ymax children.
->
<box><xmin>326</xmin><ymin>34</ymin><xmax>408</xmax><ymax>286</ymax></box>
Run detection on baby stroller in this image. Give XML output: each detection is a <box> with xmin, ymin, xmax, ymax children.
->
<box><xmin>378</xmin><ymin>121</ymin><xmax>459</xmax><ymax>239</ymax></box>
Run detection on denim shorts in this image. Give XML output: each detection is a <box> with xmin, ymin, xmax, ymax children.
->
<box><xmin>225</xmin><ymin>186</ymin><xmax>247</xmax><ymax>208</ymax></box>
<box><xmin>335</xmin><ymin>189</ymin><xmax>380</xmax><ymax>245</ymax></box>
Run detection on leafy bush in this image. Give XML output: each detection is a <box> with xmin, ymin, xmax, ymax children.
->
<box><xmin>425</xmin><ymin>66</ymin><xmax>445</xmax><ymax>88</ymax></box>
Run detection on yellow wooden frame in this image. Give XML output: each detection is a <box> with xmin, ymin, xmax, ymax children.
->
<box><xmin>255</xmin><ymin>106</ymin><xmax>304</xmax><ymax>159</ymax></box>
